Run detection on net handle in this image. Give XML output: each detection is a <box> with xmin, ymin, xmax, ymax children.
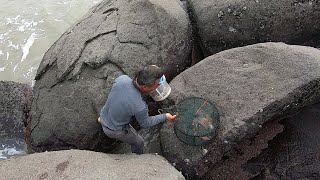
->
<box><xmin>158</xmin><ymin>105</ymin><xmax>176</xmax><ymax>114</ymax></box>
<box><xmin>194</xmin><ymin>98</ymin><xmax>209</xmax><ymax>116</ymax></box>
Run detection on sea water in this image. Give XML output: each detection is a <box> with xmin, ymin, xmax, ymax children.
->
<box><xmin>0</xmin><ymin>0</ymin><xmax>101</xmax><ymax>160</ymax></box>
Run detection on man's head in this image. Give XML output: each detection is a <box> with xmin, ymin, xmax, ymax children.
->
<box><xmin>135</xmin><ymin>65</ymin><xmax>164</xmax><ymax>92</ymax></box>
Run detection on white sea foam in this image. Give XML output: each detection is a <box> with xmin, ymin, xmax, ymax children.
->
<box><xmin>0</xmin><ymin>64</ymin><xmax>8</xmax><ymax>72</ymax></box>
<box><xmin>31</xmin><ymin>80</ymin><xmax>35</xmax><ymax>87</ymax></box>
<box><xmin>0</xmin><ymin>32</ymin><xmax>9</xmax><ymax>42</ymax></box>
<box><xmin>1</xmin><ymin>0</ymin><xmax>101</xmax><ymax>83</ymax></box>
<box><xmin>20</xmin><ymin>32</ymin><xmax>37</xmax><ymax>62</ymax></box>
<box><xmin>0</xmin><ymin>147</ymin><xmax>25</xmax><ymax>159</ymax></box>
<box><xmin>13</xmin><ymin>64</ymin><xmax>18</xmax><ymax>72</ymax></box>
<box><xmin>0</xmin><ymin>33</ymin><xmax>5</xmax><ymax>40</ymax></box>
<box><xmin>23</xmin><ymin>65</ymin><xmax>36</xmax><ymax>81</ymax></box>
<box><xmin>6</xmin><ymin>15</ymin><xmax>21</xmax><ymax>25</ymax></box>
<box><xmin>6</xmin><ymin>17</ymin><xmax>13</xmax><ymax>24</ymax></box>
<box><xmin>15</xmin><ymin>18</ymin><xmax>39</xmax><ymax>32</ymax></box>
<box><xmin>17</xmin><ymin>25</ymin><xmax>25</xmax><ymax>32</ymax></box>
<box><xmin>8</xmin><ymin>40</ymin><xmax>19</xmax><ymax>50</ymax></box>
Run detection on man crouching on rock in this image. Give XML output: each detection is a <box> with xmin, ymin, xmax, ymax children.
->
<box><xmin>98</xmin><ymin>65</ymin><xmax>177</xmax><ymax>154</ymax></box>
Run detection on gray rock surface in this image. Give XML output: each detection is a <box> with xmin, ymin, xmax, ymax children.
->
<box><xmin>30</xmin><ymin>0</ymin><xmax>192</xmax><ymax>151</ymax></box>
<box><xmin>242</xmin><ymin>102</ymin><xmax>320</xmax><ymax>179</ymax></box>
<box><xmin>160</xmin><ymin>42</ymin><xmax>320</xmax><ymax>178</ymax></box>
<box><xmin>0</xmin><ymin>81</ymin><xmax>32</xmax><ymax>158</ymax></box>
<box><xmin>0</xmin><ymin>149</ymin><xmax>185</xmax><ymax>180</ymax></box>
<box><xmin>186</xmin><ymin>0</ymin><xmax>320</xmax><ymax>55</ymax></box>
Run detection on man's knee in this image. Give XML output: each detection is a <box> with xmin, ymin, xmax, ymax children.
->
<box><xmin>133</xmin><ymin>137</ymin><xmax>144</xmax><ymax>154</ymax></box>
<box><xmin>136</xmin><ymin>137</ymin><xmax>144</xmax><ymax>147</ymax></box>
<box><xmin>130</xmin><ymin>134</ymin><xmax>143</xmax><ymax>147</ymax></box>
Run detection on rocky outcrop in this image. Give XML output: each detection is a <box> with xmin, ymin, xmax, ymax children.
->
<box><xmin>186</xmin><ymin>0</ymin><xmax>320</xmax><ymax>56</ymax></box>
<box><xmin>241</xmin><ymin>102</ymin><xmax>320</xmax><ymax>179</ymax></box>
<box><xmin>160</xmin><ymin>42</ymin><xmax>320</xmax><ymax>178</ymax></box>
<box><xmin>0</xmin><ymin>81</ymin><xmax>32</xmax><ymax>158</ymax></box>
<box><xmin>30</xmin><ymin>0</ymin><xmax>192</xmax><ymax>151</ymax></box>
<box><xmin>0</xmin><ymin>150</ymin><xmax>185</xmax><ymax>180</ymax></box>
<box><xmin>204</xmin><ymin>102</ymin><xmax>320</xmax><ymax>179</ymax></box>
<box><xmin>202</xmin><ymin>119</ymin><xmax>284</xmax><ymax>179</ymax></box>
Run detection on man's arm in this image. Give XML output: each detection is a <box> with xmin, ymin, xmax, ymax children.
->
<box><xmin>135</xmin><ymin>108</ymin><xmax>166</xmax><ymax>128</ymax></box>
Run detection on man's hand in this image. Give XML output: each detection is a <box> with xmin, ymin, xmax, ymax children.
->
<box><xmin>166</xmin><ymin>113</ymin><xmax>177</xmax><ymax>122</ymax></box>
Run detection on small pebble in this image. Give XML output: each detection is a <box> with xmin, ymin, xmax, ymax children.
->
<box><xmin>202</xmin><ymin>149</ymin><xmax>208</xmax><ymax>155</ymax></box>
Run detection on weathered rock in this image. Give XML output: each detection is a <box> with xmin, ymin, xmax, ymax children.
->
<box><xmin>242</xmin><ymin>102</ymin><xmax>320</xmax><ymax>179</ymax></box>
<box><xmin>0</xmin><ymin>81</ymin><xmax>32</xmax><ymax>159</ymax></box>
<box><xmin>110</xmin><ymin>123</ymin><xmax>163</xmax><ymax>155</ymax></box>
<box><xmin>0</xmin><ymin>149</ymin><xmax>185</xmax><ymax>180</ymax></box>
<box><xmin>160</xmin><ymin>42</ymin><xmax>320</xmax><ymax>178</ymax></box>
<box><xmin>186</xmin><ymin>0</ymin><xmax>320</xmax><ymax>55</ymax></box>
<box><xmin>202</xmin><ymin>119</ymin><xmax>284</xmax><ymax>179</ymax></box>
<box><xmin>30</xmin><ymin>0</ymin><xmax>192</xmax><ymax>151</ymax></box>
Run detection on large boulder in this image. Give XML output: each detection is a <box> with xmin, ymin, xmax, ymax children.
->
<box><xmin>241</xmin><ymin>102</ymin><xmax>320</xmax><ymax>179</ymax></box>
<box><xmin>30</xmin><ymin>0</ymin><xmax>192</xmax><ymax>151</ymax></box>
<box><xmin>0</xmin><ymin>150</ymin><xmax>185</xmax><ymax>180</ymax></box>
<box><xmin>204</xmin><ymin>102</ymin><xmax>320</xmax><ymax>179</ymax></box>
<box><xmin>160</xmin><ymin>42</ymin><xmax>320</xmax><ymax>178</ymax></box>
<box><xmin>0</xmin><ymin>81</ymin><xmax>32</xmax><ymax>159</ymax></box>
<box><xmin>186</xmin><ymin>0</ymin><xmax>320</xmax><ymax>55</ymax></box>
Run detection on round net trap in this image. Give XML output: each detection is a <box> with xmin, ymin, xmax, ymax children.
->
<box><xmin>174</xmin><ymin>97</ymin><xmax>220</xmax><ymax>146</ymax></box>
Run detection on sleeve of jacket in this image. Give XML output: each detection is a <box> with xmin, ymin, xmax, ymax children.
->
<box><xmin>135</xmin><ymin>107</ymin><xmax>166</xmax><ymax>128</ymax></box>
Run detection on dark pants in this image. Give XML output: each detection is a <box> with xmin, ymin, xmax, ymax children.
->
<box><xmin>102</xmin><ymin>125</ymin><xmax>144</xmax><ymax>154</ymax></box>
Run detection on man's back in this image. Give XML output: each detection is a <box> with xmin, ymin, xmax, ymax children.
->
<box><xmin>100</xmin><ymin>75</ymin><xmax>146</xmax><ymax>131</ymax></box>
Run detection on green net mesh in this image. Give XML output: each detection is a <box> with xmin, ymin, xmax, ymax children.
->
<box><xmin>174</xmin><ymin>97</ymin><xmax>220</xmax><ymax>146</ymax></box>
